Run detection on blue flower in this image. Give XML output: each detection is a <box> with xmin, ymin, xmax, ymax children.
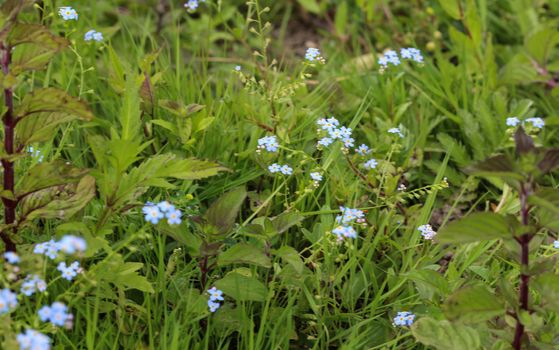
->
<box><xmin>157</xmin><ymin>201</ymin><xmax>176</xmax><ymax>213</ymax></box>
<box><xmin>310</xmin><ymin>172</ymin><xmax>322</xmax><ymax>182</ymax></box>
<box><xmin>355</xmin><ymin>144</ymin><xmax>371</xmax><ymax>155</ymax></box>
<box><xmin>526</xmin><ymin>117</ymin><xmax>544</xmax><ymax>129</ymax></box>
<box><xmin>332</xmin><ymin>225</ymin><xmax>357</xmax><ymax>239</ymax></box>
<box><xmin>235</xmin><ymin>65</ymin><xmax>241</xmax><ymax>71</ymax></box>
<box><xmin>84</xmin><ymin>30</ymin><xmax>103</xmax><ymax>42</ymax></box>
<box><xmin>342</xmin><ymin>137</ymin><xmax>355</xmax><ymax>148</ymax></box>
<box><xmin>553</xmin><ymin>240</ymin><xmax>559</xmax><ymax>249</ymax></box>
<box><xmin>393</xmin><ymin>311</ymin><xmax>415</xmax><ymax>327</ymax></box>
<box><xmin>280</xmin><ymin>165</ymin><xmax>293</xmax><ymax>175</ymax></box>
<box><xmin>184</xmin><ymin>0</ymin><xmax>201</xmax><ymax>12</ymax></box>
<box><xmin>305</xmin><ymin>48</ymin><xmax>323</xmax><ymax>62</ymax></box>
<box><xmin>388</xmin><ymin>127</ymin><xmax>404</xmax><ymax>138</ymax></box>
<box><xmin>4</xmin><ymin>251</ymin><xmax>19</xmax><ymax>264</ymax></box>
<box><xmin>33</xmin><ymin>240</ymin><xmax>60</xmax><ymax>260</ymax></box>
<box><xmin>17</xmin><ymin>329</ymin><xmax>51</xmax><ymax>350</ymax></box>
<box><xmin>268</xmin><ymin>163</ymin><xmax>281</xmax><ymax>173</ymax></box>
<box><xmin>0</xmin><ymin>288</ymin><xmax>17</xmax><ymax>314</ymax></box>
<box><xmin>58</xmin><ymin>235</ymin><xmax>87</xmax><ymax>255</ymax></box>
<box><xmin>143</xmin><ymin>203</ymin><xmax>164</xmax><ymax>224</ymax></box>
<box><xmin>257</xmin><ymin>135</ymin><xmax>279</xmax><ymax>153</ymax></box>
<box><xmin>418</xmin><ymin>224</ymin><xmax>436</xmax><ymax>240</ymax></box>
<box><xmin>208</xmin><ymin>287</ymin><xmax>224</xmax><ymax>301</ymax></box>
<box><xmin>208</xmin><ymin>300</ymin><xmax>220</xmax><ymax>312</ymax></box>
<box><xmin>506</xmin><ymin>117</ymin><xmax>520</xmax><ymax>127</ymax></box>
<box><xmin>166</xmin><ymin>208</ymin><xmax>182</xmax><ymax>225</ymax></box>
<box><xmin>363</xmin><ymin>159</ymin><xmax>378</xmax><ymax>170</ymax></box>
<box><xmin>58</xmin><ymin>7</ymin><xmax>78</xmax><ymax>20</ymax></box>
<box><xmin>336</xmin><ymin>207</ymin><xmax>365</xmax><ymax>225</ymax></box>
<box><xmin>57</xmin><ymin>261</ymin><xmax>81</xmax><ymax>281</ymax></box>
<box><xmin>21</xmin><ymin>275</ymin><xmax>47</xmax><ymax>296</ymax></box>
<box><xmin>317</xmin><ymin>137</ymin><xmax>333</xmax><ymax>148</ymax></box>
<box><xmin>39</xmin><ymin>302</ymin><xmax>71</xmax><ymax>327</ymax></box>
<box><xmin>27</xmin><ymin>146</ymin><xmax>44</xmax><ymax>162</ymax></box>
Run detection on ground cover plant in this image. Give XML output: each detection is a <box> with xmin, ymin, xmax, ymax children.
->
<box><xmin>0</xmin><ymin>0</ymin><xmax>558</xmax><ymax>349</ymax></box>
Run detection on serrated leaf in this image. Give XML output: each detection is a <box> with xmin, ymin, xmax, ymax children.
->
<box><xmin>205</xmin><ymin>187</ymin><xmax>247</xmax><ymax>235</ymax></box>
<box><xmin>514</xmin><ymin>127</ymin><xmax>535</xmax><ymax>155</ymax></box>
<box><xmin>20</xmin><ymin>175</ymin><xmax>95</xmax><ymax>221</ymax></box>
<box><xmin>120</xmin><ymin>71</ymin><xmax>141</xmax><ymax>141</ymax></box>
<box><xmin>94</xmin><ymin>254</ymin><xmax>154</xmax><ymax>293</ymax></box>
<box><xmin>217</xmin><ymin>243</ymin><xmax>271</xmax><ymax>268</ymax></box>
<box><xmin>214</xmin><ymin>271</ymin><xmax>268</xmax><ymax>302</ymax></box>
<box><xmin>412</xmin><ymin>317</ymin><xmax>481</xmax><ymax>350</ymax></box>
<box><xmin>533</xmin><ymin>273</ymin><xmax>559</xmax><ymax>312</ymax></box>
<box><xmin>407</xmin><ymin>269</ymin><xmax>450</xmax><ymax>299</ymax></box>
<box><xmin>443</xmin><ymin>285</ymin><xmax>505</xmax><ymax>322</ymax></box>
<box><xmin>8</xmin><ymin>23</ymin><xmax>68</xmax><ymax>50</ymax></box>
<box><xmin>466</xmin><ymin>154</ymin><xmax>523</xmax><ymax>180</ymax></box>
<box><xmin>10</xmin><ymin>37</ymin><xmax>68</xmax><ymax>74</ymax></box>
<box><xmin>528</xmin><ymin>188</ymin><xmax>559</xmax><ymax>215</ymax></box>
<box><xmin>437</xmin><ymin>212</ymin><xmax>512</xmax><ymax>243</ymax></box>
<box><xmin>525</xmin><ymin>27</ymin><xmax>559</xmax><ymax>65</ymax></box>
<box><xmin>17</xmin><ymin>161</ymin><xmax>89</xmax><ymax>200</ymax></box>
<box><xmin>538</xmin><ymin>148</ymin><xmax>559</xmax><ymax>173</ymax></box>
<box><xmin>158</xmin><ymin>157</ymin><xmax>229</xmax><ymax>180</ymax></box>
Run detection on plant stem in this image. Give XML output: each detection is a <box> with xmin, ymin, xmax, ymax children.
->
<box><xmin>513</xmin><ymin>181</ymin><xmax>532</xmax><ymax>350</ymax></box>
<box><xmin>0</xmin><ymin>43</ymin><xmax>16</xmax><ymax>252</ymax></box>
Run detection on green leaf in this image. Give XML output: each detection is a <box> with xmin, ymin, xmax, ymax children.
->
<box><xmin>437</xmin><ymin>212</ymin><xmax>513</xmax><ymax>243</ymax></box>
<box><xmin>158</xmin><ymin>157</ymin><xmax>230</xmax><ymax>180</ymax></box>
<box><xmin>8</xmin><ymin>23</ymin><xmax>68</xmax><ymax>50</ymax></box>
<box><xmin>271</xmin><ymin>211</ymin><xmax>304</xmax><ymax>234</ymax></box>
<box><xmin>443</xmin><ymin>285</ymin><xmax>505</xmax><ymax>322</ymax></box>
<box><xmin>407</xmin><ymin>269</ymin><xmax>450</xmax><ymax>299</ymax></box>
<box><xmin>297</xmin><ymin>0</ymin><xmax>321</xmax><ymax>14</ymax></box>
<box><xmin>533</xmin><ymin>273</ymin><xmax>559</xmax><ymax>312</ymax></box>
<box><xmin>214</xmin><ymin>271</ymin><xmax>268</xmax><ymax>302</ymax></box>
<box><xmin>119</xmin><ymin>71</ymin><xmax>141</xmax><ymax>140</ymax></box>
<box><xmin>17</xmin><ymin>161</ymin><xmax>89</xmax><ymax>200</ymax></box>
<box><xmin>274</xmin><ymin>246</ymin><xmax>304</xmax><ymax>274</ymax></box>
<box><xmin>205</xmin><ymin>187</ymin><xmax>247</xmax><ymax>235</ymax></box>
<box><xmin>514</xmin><ymin>127</ymin><xmax>535</xmax><ymax>155</ymax></box>
<box><xmin>528</xmin><ymin>188</ymin><xmax>559</xmax><ymax>215</ymax></box>
<box><xmin>412</xmin><ymin>317</ymin><xmax>481</xmax><ymax>350</ymax></box>
<box><xmin>20</xmin><ymin>175</ymin><xmax>96</xmax><ymax>221</ymax></box>
<box><xmin>525</xmin><ymin>27</ymin><xmax>559</xmax><ymax>65</ymax></box>
<box><xmin>10</xmin><ymin>34</ymin><xmax>68</xmax><ymax>74</ymax></box>
<box><xmin>93</xmin><ymin>254</ymin><xmax>154</xmax><ymax>293</ymax></box>
<box><xmin>159</xmin><ymin>100</ymin><xmax>205</xmax><ymax>118</ymax></box>
<box><xmin>217</xmin><ymin>243</ymin><xmax>271</xmax><ymax>268</ymax></box>
<box><xmin>334</xmin><ymin>2</ymin><xmax>348</xmax><ymax>36</ymax></box>
<box><xmin>15</xmin><ymin>88</ymin><xmax>93</xmax><ymax>146</ymax></box>
<box><xmin>437</xmin><ymin>0</ymin><xmax>461</xmax><ymax>19</ymax></box>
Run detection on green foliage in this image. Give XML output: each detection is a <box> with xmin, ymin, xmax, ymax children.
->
<box><xmin>412</xmin><ymin>317</ymin><xmax>481</xmax><ymax>350</ymax></box>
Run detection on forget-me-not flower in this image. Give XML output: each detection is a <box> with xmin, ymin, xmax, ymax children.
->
<box><xmin>17</xmin><ymin>329</ymin><xmax>52</xmax><ymax>350</ymax></box>
<box><xmin>0</xmin><ymin>288</ymin><xmax>18</xmax><ymax>314</ymax></box>
<box><xmin>393</xmin><ymin>311</ymin><xmax>415</xmax><ymax>327</ymax></box>
<box><xmin>363</xmin><ymin>159</ymin><xmax>378</xmax><ymax>170</ymax></box>
<box><xmin>21</xmin><ymin>275</ymin><xmax>47</xmax><ymax>296</ymax></box>
<box><xmin>4</xmin><ymin>251</ymin><xmax>19</xmax><ymax>264</ymax></box>
<box><xmin>526</xmin><ymin>117</ymin><xmax>544</xmax><ymax>129</ymax></box>
<box><xmin>506</xmin><ymin>117</ymin><xmax>520</xmax><ymax>127</ymax></box>
<box><xmin>84</xmin><ymin>30</ymin><xmax>103</xmax><ymax>42</ymax></box>
<box><xmin>418</xmin><ymin>224</ymin><xmax>436</xmax><ymax>240</ymax></box>
<box><xmin>58</xmin><ymin>7</ymin><xmax>78</xmax><ymax>20</ymax></box>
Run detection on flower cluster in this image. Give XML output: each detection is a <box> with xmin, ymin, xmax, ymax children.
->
<box><xmin>506</xmin><ymin>116</ymin><xmax>545</xmax><ymax>129</ymax></box>
<box><xmin>378</xmin><ymin>48</ymin><xmax>424</xmax><ymax>71</ymax></box>
<box><xmin>4</xmin><ymin>251</ymin><xmax>19</xmax><ymax>264</ymax></box>
<box><xmin>418</xmin><ymin>224</ymin><xmax>436</xmax><ymax>240</ymax></box>
<box><xmin>184</xmin><ymin>0</ymin><xmax>206</xmax><ymax>12</ymax></box>
<box><xmin>355</xmin><ymin>144</ymin><xmax>371</xmax><ymax>156</ymax></box>
<box><xmin>207</xmin><ymin>287</ymin><xmax>224</xmax><ymax>312</ymax></box>
<box><xmin>58</xmin><ymin>7</ymin><xmax>78</xmax><ymax>20</ymax></box>
<box><xmin>34</xmin><ymin>235</ymin><xmax>87</xmax><ymax>260</ymax></box>
<box><xmin>257</xmin><ymin>135</ymin><xmax>279</xmax><ymax>153</ymax></box>
<box><xmin>143</xmin><ymin>201</ymin><xmax>182</xmax><ymax>225</ymax></box>
<box><xmin>332</xmin><ymin>207</ymin><xmax>366</xmax><ymax>240</ymax></box>
<box><xmin>363</xmin><ymin>159</ymin><xmax>378</xmax><ymax>170</ymax></box>
<box><xmin>17</xmin><ymin>329</ymin><xmax>51</xmax><ymax>350</ymax></box>
<box><xmin>0</xmin><ymin>288</ymin><xmax>18</xmax><ymax>314</ymax></box>
<box><xmin>84</xmin><ymin>30</ymin><xmax>103</xmax><ymax>42</ymax></box>
<box><xmin>38</xmin><ymin>302</ymin><xmax>72</xmax><ymax>327</ymax></box>
<box><xmin>268</xmin><ymin>163</ymin><xmax>293</xmax><ymax>175</ymax></box>
<box><xmin>57</xmin><ymin>261</ymin><xmax>82</xmax><ymax>281</ymax></box>
<box><xmin>305</xmin><ymin>48</ymin><xmax>325</xmax><ymax>63</ymax></box>
<box><xmin>316</xmin><ymin>117</ymin><xmax>355</xmax><ymax>151</ymax></box>
<box><xmin>21</xmin><ymin>275</ymin><xmax>47</xmax><ymax>296</ymax></box>
<box><xmin>393</xmin><ymin>311</ymin><xmax>415</xmax><ymax>327</ymax></box>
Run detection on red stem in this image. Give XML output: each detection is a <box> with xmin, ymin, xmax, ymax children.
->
<box><xmin>0</xmin><ymin>43</ymin><xmax>17</xmax><ymax>252</ymax></box>
<box><xmin>513</xmin><ymin>182</ymin><xmax>532</xmax><ymax>349</ymax></box>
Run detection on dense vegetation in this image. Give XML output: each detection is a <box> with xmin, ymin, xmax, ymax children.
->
<box><xmin>0</xmin><ymin>0</ymin><xmax>558</xmax><ymax>349</ymax></box>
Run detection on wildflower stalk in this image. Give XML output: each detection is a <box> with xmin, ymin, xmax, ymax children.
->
<box><xmin>0</xmin><ymin>42</ymin><xmax>17</xmax><ymax>252</ymax></box>
<box><xmin>513</xmin><ymin>180</ymin><xmax>533</xmax><ymax>350</ymax></box>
